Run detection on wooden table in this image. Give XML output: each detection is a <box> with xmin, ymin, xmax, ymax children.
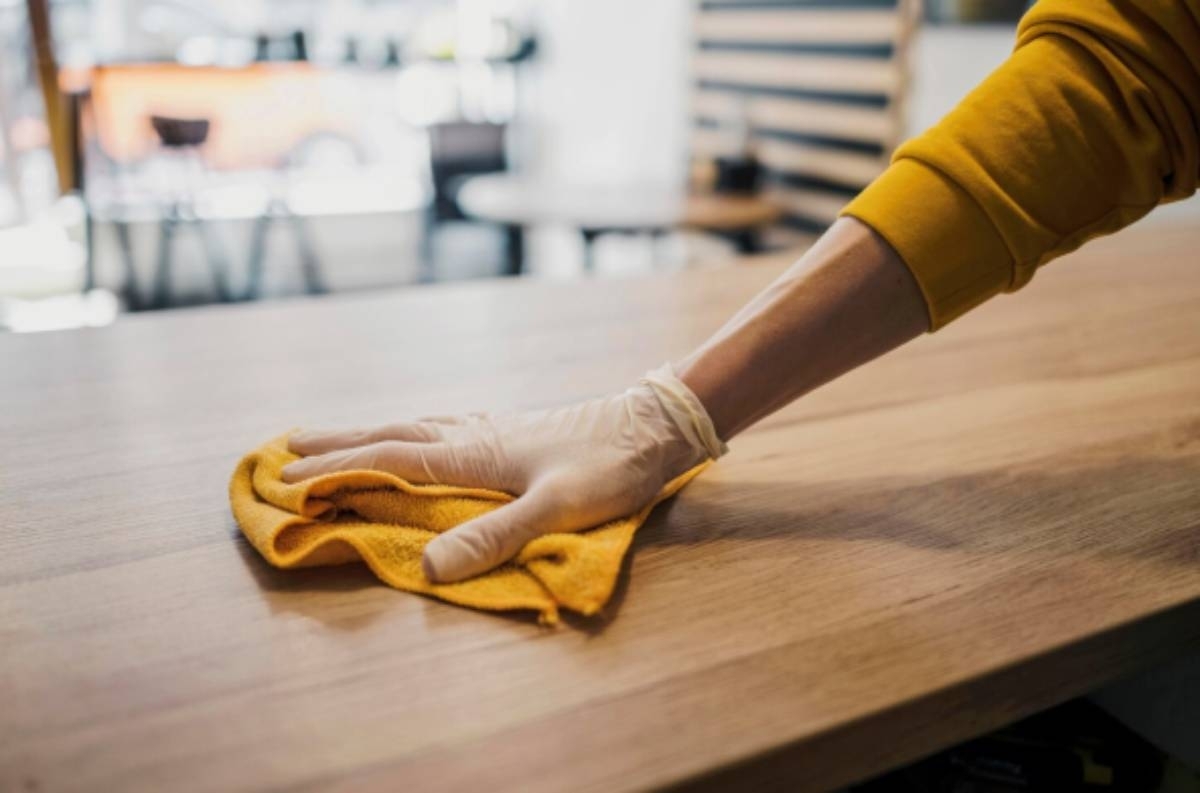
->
<box><xmin>3</xmin><ymin>221</ymin><xmax>1200</xmax><ymax>793</ymax></box>
<box><xmin>456</xmin><ymin>174</ymin><xmax>782</xmax><ymax>271</ymax></box>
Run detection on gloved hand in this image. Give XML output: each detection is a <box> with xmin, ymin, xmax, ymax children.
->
<box><xmin>282</xmin><ymin>364</ymin><xmax>728</xmax><ymax>583</ymax></box>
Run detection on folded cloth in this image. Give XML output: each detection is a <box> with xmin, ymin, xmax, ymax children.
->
<box><xmin>230</xmin><ymin>434</ymin><xmax>709</xmax><ymax>625</ymax></box>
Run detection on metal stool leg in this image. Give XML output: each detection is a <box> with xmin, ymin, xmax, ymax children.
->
<box><xmin>152</xmin><ymin>215</ymin><xmax>176</xmax><ymax>309</ymax></box>
<box><xmin>197</xmin><ymin>220</ymin><xmax>234</xmax><ymax>302</ymax></box>
<box><xmin>286</xmin><ymin>211</ymin><xmax>327</xmax><ymax>295</ymax></box>
<box><xmin>83</xmin><ymin>212</ymin><xmax>95</xmax><ymax>292</ymax></box>
<box><xmin>113</xmin><ymin>220</ymin><xmax>144</xmax><ymax>310</ymax></box>
<box><xmin>243</xmin><ymin>213</ymin><xmax>271</xmax><ymax>301</ymax></box>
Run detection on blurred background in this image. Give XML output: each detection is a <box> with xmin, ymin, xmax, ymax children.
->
<box><xmin>1</xmin><ymin>0</ymin><xmax>1192</xmax><ymax>333</ymax></box>
<box><xmin>5</xmin><ymin>6</ymin><xmax>1200</xmax><ymax>790</ymax></box>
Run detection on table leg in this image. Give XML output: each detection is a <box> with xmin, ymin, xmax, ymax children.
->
<box><xmin>731</xmin><ymin>228</ymin><xmax>760</xmax><ymax>254</ymax></box>
<box><xmin>580</xmin><ymin>228</ymin><xmax>601</xmax><ymax>273</ymax></box>
<box><xmin>649</xmin><ymin>228</ymin><xmax>668</xmax><ymax>268</ymax></box>
<box><xmin>503</xmin><ymin>223</ymin><xmax>525</xmax><ymax>276</ymax></box>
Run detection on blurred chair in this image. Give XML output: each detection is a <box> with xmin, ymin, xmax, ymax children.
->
<box><xmin>240</xmin><ymin>132</ymin><xmax>351</xmax><ymax>302</ymax></box>
<box><xmin>81</xmin><ymin>64</ymin><xmax>345</xmax><ymax>308</ymax></box>
<box><xmin>689</xmin><ymin>0</ymin><xmax>920</xmax><ymax>249</ymax></box>
<box><xmin>142</xmin><ymin>114</ymin><xmax>235</xmax><ymax>308</ymax></box>
<box><xmin>424</xmin><ymin>121</ymin><xmax>519</xmax><ymax>280</ymax></box>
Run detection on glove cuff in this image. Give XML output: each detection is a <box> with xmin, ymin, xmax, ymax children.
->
<box><xmin>639</xmin><ymin>363</ymin><xmax>729</xmax><ymax>461</ymax></box>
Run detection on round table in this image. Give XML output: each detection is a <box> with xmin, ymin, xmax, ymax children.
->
<box><xmin>455</xmin><ymin>174</ymin><xmax>781</xmax><ymax>273</ymax></box>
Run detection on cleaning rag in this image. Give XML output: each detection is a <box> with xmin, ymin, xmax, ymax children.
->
<box><xmin>230</xmin><ymin>434</ymin><xmax>708</xmax><ymax>625</ymax></box>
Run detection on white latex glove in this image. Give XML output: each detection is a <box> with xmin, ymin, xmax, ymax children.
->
<box><xmin>281</xmin><ymin>364</ymin><xmax>728</xmax><ymax>583</ymax></box>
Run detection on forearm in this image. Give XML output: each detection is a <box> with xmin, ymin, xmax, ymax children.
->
<box><xmin>677</xmin><ymin>217</ymin><xmax>928</xmax><ymax>441</ymax></box>
<box><xmin>682</xmin><ymin>0</ymin><xmax>1200</xmax><ymax>442</ymax></box>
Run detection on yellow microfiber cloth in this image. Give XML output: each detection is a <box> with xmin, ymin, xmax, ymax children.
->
<box><xmin>230</xmin><ymin>434</ymin><xmax>709</xmax><ymax>625</ymax></box>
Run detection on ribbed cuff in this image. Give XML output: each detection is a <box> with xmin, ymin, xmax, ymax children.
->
<box><xmin>841</xmin><ymin>158</ymin><xmax>1015</xmax><ymax>330</ymax></box>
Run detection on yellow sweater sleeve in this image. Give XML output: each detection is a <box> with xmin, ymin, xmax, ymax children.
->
<box><xmin>842</xmin><ymin>0</ymin><xmax>1200</xmax><ymax>329</ymax></box>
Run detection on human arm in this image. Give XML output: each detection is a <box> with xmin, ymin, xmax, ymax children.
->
<box><xmin>282</xmin><ymin>218</ymin><xmax>925</xmax><ymax>581</ymax></box>
<box><xmin>284</xmin><ymin>0</ymin><xmax>1200</xmax><ymax>583</ymax></box>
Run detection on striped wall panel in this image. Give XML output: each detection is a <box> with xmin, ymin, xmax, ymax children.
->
<box><xmin>693</xmin><ymin>90</ymin><xmax>895</xmax><ymax>146</ymax></box>
<box><xmin>695</xmin><ymin>9</ymin><xmax>901</xmax><ymax>46</ymax></box>
<box><xmin>693</xmin><ymin>51</ymin><xmax>900</xmax><ymax>96</ymax></box>
<box><xmin>691</xmin><ymin>0</ymin><xmax>914</xmax><ymax>243</ymax></box>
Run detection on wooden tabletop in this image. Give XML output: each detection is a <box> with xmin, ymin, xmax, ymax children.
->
<box><xmin>456</xmin><ymin>173</ymin><xmax>781</xmax><ymax>231</ymax></box>
<box><xmin>3</xmin><ymin>220</ymin><xmax>1200</xmax><ymax>793</ymax></box>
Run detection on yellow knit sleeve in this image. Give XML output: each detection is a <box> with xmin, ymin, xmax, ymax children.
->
<box><xmin>843</xmin><ymin>0</ymin><xmax>1200</xmax><ymax>329</ymax></box>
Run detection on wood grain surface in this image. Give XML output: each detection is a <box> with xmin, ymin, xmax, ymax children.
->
<box><xmin>2</xmin><ymin>221</ymin><xmax>1200</xmax><ymax>793</ymax></box>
